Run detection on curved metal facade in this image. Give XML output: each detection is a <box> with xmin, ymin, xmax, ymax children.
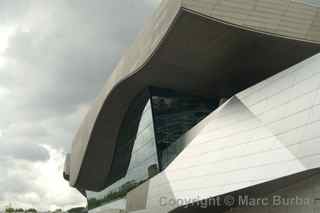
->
<box><xmin>67</xmin><ymin>0</ymin><xmax>320</xmax><ymax>204</ymax></box>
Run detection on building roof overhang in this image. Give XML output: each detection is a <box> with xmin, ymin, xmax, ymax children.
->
<box><xmin>67</xmin><ymin>0</ymin><xmax>320</xmax><ymax>191</ymax></box>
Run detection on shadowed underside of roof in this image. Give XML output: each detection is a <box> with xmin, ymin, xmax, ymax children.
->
<box><xmin>69</xmin><ymin>5</ymin><xmax>320</xmax><ymax>191</ymax></box>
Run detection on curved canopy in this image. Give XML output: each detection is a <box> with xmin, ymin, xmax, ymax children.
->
<box><xmin>69</xmin><ymin>2</ymin><xmax>320</xmax><ymax>191</ymax></box>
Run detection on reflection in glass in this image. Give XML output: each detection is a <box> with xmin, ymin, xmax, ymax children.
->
<box><xmin>86</xmin><ymin>101</ymin><xmax>158</xmax><ymax>210</ymax></box>
<box><xmin>86</xmin><ymin>87</ymin><xmax>218</xmax><ymax>209</ymax></box>
<box><xmin>150</xmin><ymin>87</ymin><xmax>217</xmax><ymax>169</ymax></box>
<box><xmin>293</xmin><ymin>0</ymin><xmax>320</xmax><ymax>7</ymax></box>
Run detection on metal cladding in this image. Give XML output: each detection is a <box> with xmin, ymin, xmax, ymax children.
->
<box><xmin>67</xmin><ymin>0</ymin><xmax>320</xmax><ymax>192</ymax></box>
<box><xmin>133</xmin><ymin>53</ymin><xmax>320</xmax><ymax>212</ymax></box>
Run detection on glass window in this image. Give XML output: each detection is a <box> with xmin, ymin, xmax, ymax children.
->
<box><xmin>87</xmin><ymin>100</ymin><xmax>159</xmax><ymax>210</ymax></box>
<box><xmin>86</xmin><ymin>87</ymin><xmax>218</xmax><ymax>209</ymax></box>
<box><xmin>293</xmin><ymin>0</ymin><xmax>320</xmax><ymax>7</ymax></box>
<box><xmin>150</xmin><ymin>87</ymin><xmax>218</xmax><ymax>169</ymax></box>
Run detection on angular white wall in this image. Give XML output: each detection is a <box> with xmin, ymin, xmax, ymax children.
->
<box><xmin>141</xmin><ymin>53</ymin><xmax>320</xmax><ymax>212</ymax></box>
<box><xmin>228</xmin><ymin>172</ymin><xmax>320</xmax><ymax>213</ymax></box>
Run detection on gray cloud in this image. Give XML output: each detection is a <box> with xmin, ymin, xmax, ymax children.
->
<box><xmin>0</xmin><ymin>158</ymin><xmax>41</xmax><ymax>201</ymax></box>
<box><xmin>0</xmin><ymin>0</ymin><xmax>160</xmax><ymax>210</ymax></box>
<box><xmin>0</xmin><ymin>142</ymin><xmax>50</xmax><ymax>162</ymax></box>
<box><xmin>2</xmin><ymin>0</ymin><xmax>159</xmax><ymax>121</ymax></box>
<box><xmin>0</xmin><ymin>0</ymin><xmax>30</xmax><ymax>25</ymax></box>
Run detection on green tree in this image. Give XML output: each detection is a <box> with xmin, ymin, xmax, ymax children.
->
<box><xmin>5</xmin><ymin>204</ymin><xmax>14</xmax><ymax>213</ymax></box>
<box><xmin>67</xmin><ymin>207</ymin><xmax>86</xmax><ymax>213</ymax></box>
<box><xmin>25</xmin><ymin>208</ymin><xmax>37</xmax><ymax>213</ymax></box>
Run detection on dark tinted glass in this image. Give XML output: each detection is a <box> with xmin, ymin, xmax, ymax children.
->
<box><xmin>86</xmin><ymin>101</ymin><xmax>158</xmax><ymax>209</ymax></box>
<box><xmin>86</xmin><ymin>88</ymin><xmax>218</xmax><ymax>209</ymax></box>
<box><xmin>150</xmin><ymin>87</ymin><xmax>218</xmax><ymax>169</ymax></box>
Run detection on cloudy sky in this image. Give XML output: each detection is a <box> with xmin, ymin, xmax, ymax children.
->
<box><xmin>0</xmin><ymin>0</ymin><xmax>160</xmax><ymax>211</ymax></box>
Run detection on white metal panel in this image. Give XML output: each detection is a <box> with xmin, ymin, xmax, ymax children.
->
<box><xmin>143</xmin><ymin>53</ymin><xmax>320</xmax><ymax>212</ymax></box>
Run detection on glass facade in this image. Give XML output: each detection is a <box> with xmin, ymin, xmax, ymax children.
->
<box><xmin>293</xmin><ymin>0</ymin><xmax>320</xmax><ymax>7</ymax></box>
<box><xmin>86</xmin><ymin>88</ymin><xmax>217</xmax><ymax>209</ymax></box>
<box><xmin>150</xmin><ymin>87</ymin><xmax>217</xmax><ymax>168</ymax></box>
<box><xmin>87</xmin><ymin>100</ymin><xmax>159</xmax><ymax>210</ymax></box>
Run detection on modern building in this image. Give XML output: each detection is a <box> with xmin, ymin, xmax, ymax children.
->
<box><xmin>64</xmin><ymin>0</ymin><xmax>320</xmax><ymax>212</ymax></box>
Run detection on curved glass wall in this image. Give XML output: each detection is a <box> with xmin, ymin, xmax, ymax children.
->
<box><xmin>150</xmin><ymin>87</ymin><xmax>217</xmax><ymax>169</ymax></box>
<box><xmin>87</xmin><ymin>100</ymin><xmax>158</xmax><ymax>210</ymax></box>
<box><xmin>86</xmin><ymin>88</ymin><xmax>218</xmax><ymax>209</ymax></box>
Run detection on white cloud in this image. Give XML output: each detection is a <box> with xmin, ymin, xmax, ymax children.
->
<box><xmin>0</xmin><ymin>26</ymin><xmax>15</xmax><ymax>68</ymax></box>
<box><xmin>32</xmin><ymin>146</ymin><xmax>86</xmax><ymax>211</ymax></box>
<box><xmin>0</xmin><ymin>87</ymin><xmax>10</xmax><ymax>101</ymax></box>
<box><xmin>0</xmin><ymin>0</ymin><xmax>161</xmax><ymax>211</ymax></box>
<box><xmin>0</xmin><ymin>146</ymin><xmax>86</xmax><ymax>211</ymax></box>
<box><xmin>0</xmin><ymin>26</ymin><xmax>15</xmax><ymax>53</ymax></box>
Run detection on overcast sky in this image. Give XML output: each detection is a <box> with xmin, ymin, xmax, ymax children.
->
<box><xmin>0</xmin><ymin>0</ymin><xmax>161</xmax><ymax>211</ymax></box>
